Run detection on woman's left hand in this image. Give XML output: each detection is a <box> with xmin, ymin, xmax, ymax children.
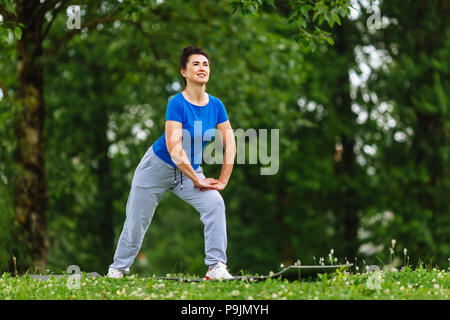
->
<box><xmin>211</xmin><ymin>180</ymin><xmax>227</xmax><ymax>192</ymax></box>
<box><xmin>199</xmin><ymin>178</ymin><xmax>227</xmax><ymax>192</ymax></box>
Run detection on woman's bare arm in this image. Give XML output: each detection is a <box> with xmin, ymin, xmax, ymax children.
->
<box><xmin>215</xmin><ymin>120</ymin><xmax>236</xmax><ymax>189</ymax></box>
<box><xmin>165</xmin><ymin>120</ymin><xmax>217</xmax><ymax>190</ymax></box>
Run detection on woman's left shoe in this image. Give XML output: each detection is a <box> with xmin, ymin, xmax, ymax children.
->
<box><xmin>106</xmin><ymin>267</ymin><xmax>124</xmax><ymax>279</ymax></box>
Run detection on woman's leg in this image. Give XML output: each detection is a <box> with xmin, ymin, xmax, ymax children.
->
<box><xmin>109</xmin><ymin>147</ymin><xmax>173</xmax><ymax>272</ymax></box>
<box><xmin>170</xmin><ymin>166</ymin><xmax>228</xmax><ymax>268</ymax></box>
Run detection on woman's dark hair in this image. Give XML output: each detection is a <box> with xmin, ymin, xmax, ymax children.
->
<box><xmin>179</xmin><ymin>46</ymin><xmax>210</xmax><ymax>86</ymax></box>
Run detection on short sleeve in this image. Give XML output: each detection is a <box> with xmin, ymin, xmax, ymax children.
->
<box><xmin>165</xmin><ymin>98</ymin><xmax>184</xmax><ymax>123</ymax></box>
<box><xmin>216</xmin><ymin>99</ymin><xmax>229</xmax><ymax>124</ymax></box>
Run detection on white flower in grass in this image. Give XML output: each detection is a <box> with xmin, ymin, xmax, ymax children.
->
<box><xmin>280</xmin><ymin>263</ymin><xmax>284</xmax><ymax>269</ymax></box>
<box><xmin>391</xmin><ymin>239</ymin><xmax>396</xmax><ymax>248</ymax></box>
<box><xmin>403</xmin><ymin>248</ymin><xmax>407</xmax><ymax>256</ymax></box>
<box><xmin>434</xmin><ymin>284</ymin><xmax>440</xmax><ymax>289</ymax></box>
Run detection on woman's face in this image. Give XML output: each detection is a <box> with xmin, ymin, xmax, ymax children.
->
<box><xmin>181</xmin><ymin>54</ymin><xmax>210</xmax><ymax>85</ymax></box>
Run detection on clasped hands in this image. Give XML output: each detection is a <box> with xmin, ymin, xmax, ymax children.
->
<box><xmin>194</xmin><ymin>178</ymin><xmax>227</xmax><ymax>192</ymax></box>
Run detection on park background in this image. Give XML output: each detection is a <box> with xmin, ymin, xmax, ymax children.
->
<box><xmin>0</xmin><ymin>0</ymin><xmax>448</xmax><ymax>277</ymax></box>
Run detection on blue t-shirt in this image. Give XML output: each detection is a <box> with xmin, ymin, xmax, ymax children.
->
<box><xmin>152</xmin><ymin>92</ymin><xmax>229</xmax><ymax>170</ymax></box>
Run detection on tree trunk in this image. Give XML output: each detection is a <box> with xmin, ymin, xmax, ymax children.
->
<box><xmin>12</xmin><ymin>1</ymin><xmax>49</xmax><ymax>273</ymax></box>
<box><xmin>275</xmin><ymin>181</ymin><xmax>294</xmax><ymax>266</ymax></box>
<box><xmin>90</xmin><ymin>62</ymin><xmax>115</xmax><ymax>269</ymax></box>
<box><xmin>331</xmin><ymin>22</ymin><xmax>360</xmax><ymax>260</ymax></box>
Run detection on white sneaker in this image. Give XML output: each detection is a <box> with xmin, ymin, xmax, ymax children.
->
<box><xmin>106</xmin><ymin>267</ymin><xmax>124</xmax><ymax>279</ymax></box>
<box><xmin>205</xmin><ymin>262</ymin><xmax>233</xmax><ymax>280</ymax></box>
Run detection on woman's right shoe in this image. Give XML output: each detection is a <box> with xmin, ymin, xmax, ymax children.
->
<box><xmin>205</xmin><ymin>262</ymin><xmax>233</xmax><ymax>280</ymax></box>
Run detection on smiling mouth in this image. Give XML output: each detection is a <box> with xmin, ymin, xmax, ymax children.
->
<box><xmin>197</xmin><ymin>73</ymin><xmax>207</xmax><ymax>77</ymax></box>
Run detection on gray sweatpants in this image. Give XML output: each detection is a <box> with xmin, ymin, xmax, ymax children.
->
<box><xmin>109</xmin><ymin>146</ymin><xmax>227</xmax><ymax>272</ymax></box>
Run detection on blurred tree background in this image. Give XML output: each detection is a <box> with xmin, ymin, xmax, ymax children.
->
<box><xmin>0</xmin><ymin>0</ymin><xmax>448</xmax><ymax>275</ymax></box>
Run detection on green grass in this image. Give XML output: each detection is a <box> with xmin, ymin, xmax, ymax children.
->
<box><xmin>1</xmin><ymin>266</ymin><xmax>449</xmax><ymax>300</ymax></box>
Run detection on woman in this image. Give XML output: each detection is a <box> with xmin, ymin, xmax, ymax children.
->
<box><xmin>107</xmin><ymin>46</ymin><xmax>236</xmax><ymax>280</ymax></box>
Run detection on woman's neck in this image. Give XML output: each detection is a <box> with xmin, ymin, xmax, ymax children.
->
<box><xmin>182</xmin><ymin>84</ymin><xmax>207</xmax><ymax>105</ymax></box>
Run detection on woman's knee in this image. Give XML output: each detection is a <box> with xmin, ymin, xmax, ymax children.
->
<box><xmin>202</xmin><ymin>191</ymin><xmax>226</xmax><ymax>215</ymax></box>
<box><xmin>212</xmin><ymin>191</ymin><xmax>226</xmax><ymax>211</ymax></box>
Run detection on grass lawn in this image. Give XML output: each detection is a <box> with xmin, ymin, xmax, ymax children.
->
<box><xmin>1</xmin><ymin>265</ymin><xmax>448</xmax><ymax>300</ymax></box>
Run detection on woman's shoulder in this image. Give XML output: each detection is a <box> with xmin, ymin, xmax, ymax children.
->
<box><xmin>169</xmin><ymin>92</ymin><xmax>184</xmax><ymax>103</ymax></box>
<box><xmin>207</xmin><ymin>93</ymin><xmax>225</xmax><ymax>106</ymax></box>
<box><xmin>165</xmin><ymin>93</ymin><xmax>185</xmax><ymax>116</ymax></box>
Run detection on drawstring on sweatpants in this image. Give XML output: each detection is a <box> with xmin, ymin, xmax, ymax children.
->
<box><xmin>173</xmin><ymin>167</ymin><xmax>183</xmax><ymax>190</ymax></box>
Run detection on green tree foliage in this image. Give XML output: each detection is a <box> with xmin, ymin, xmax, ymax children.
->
<box><xmin>359</xmin><ymin>0</ymin><xmax>450</xmax><ymax>266</ymax></box>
